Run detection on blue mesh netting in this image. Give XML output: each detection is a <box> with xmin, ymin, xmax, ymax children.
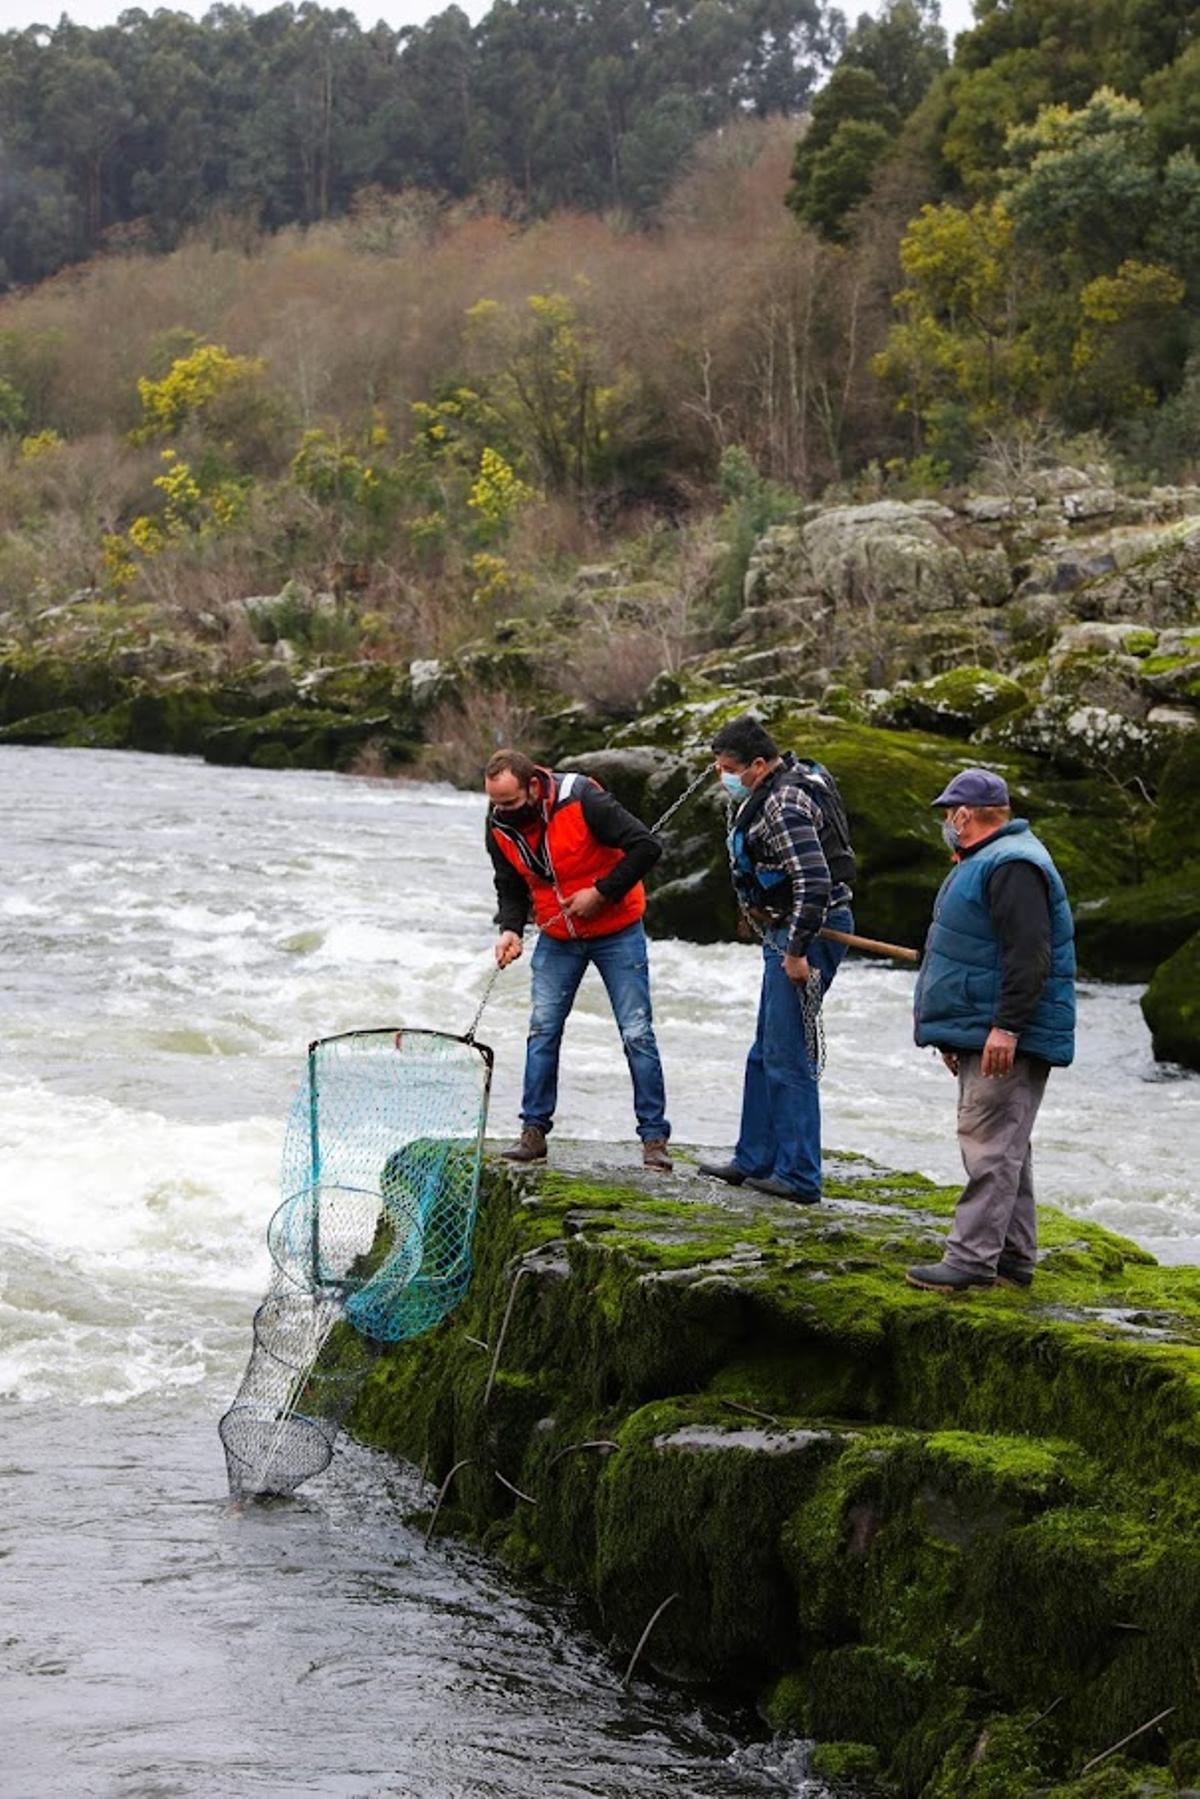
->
<box><xmin>220</xmin><ymin>1028</ymin><xmax>492</xmax><ymax>1499</ymax></box>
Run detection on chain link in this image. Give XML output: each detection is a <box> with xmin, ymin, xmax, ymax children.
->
<box><xmin>463</xmin><ymin>958</ymin><xmax>505</xmax><ymax>1045</ymax></box>
<box><xmin>648</xmin><ymin>759</ymin><xmax>715</xmax><ymax>835</ymax></box>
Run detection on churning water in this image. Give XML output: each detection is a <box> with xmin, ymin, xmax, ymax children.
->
<box><xmin>2</xmin><ymin>745</ymin><xmax>1196</xmax><ymax>1797</ymax></box>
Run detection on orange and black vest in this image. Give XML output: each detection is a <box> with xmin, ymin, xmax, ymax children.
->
<box><xmin>488</xmin><ymin>770</ymin><xmax>646</xmax><ymax>941</ymax></box>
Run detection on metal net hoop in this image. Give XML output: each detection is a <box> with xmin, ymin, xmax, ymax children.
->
<box><xmin>220</xmin><ymin>1027</ymin><xmax>492</xmax><ymax>1499</ymax></box>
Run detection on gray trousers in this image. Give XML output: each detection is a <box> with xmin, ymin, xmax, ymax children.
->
<box><xmin>944</xmin><ymin>1052</ymin><xmax>1050</xmax><ymax>1277</ymax></box>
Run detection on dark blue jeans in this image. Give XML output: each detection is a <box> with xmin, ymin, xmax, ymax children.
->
<box><xmin>522</xmin><ymin>920</ymin><xmax>670</xmax><ymax>1142</ymax></box>
<box><xmin>732</xmin><ymin>906</ymin><xmax>853</xmax><ymax>1198</ymax></box>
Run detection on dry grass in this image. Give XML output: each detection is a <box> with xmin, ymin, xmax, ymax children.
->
<box><xmin>411</xmin><ymin>685</ymin><xmax>545</xmax><ymax>787</ymax></box>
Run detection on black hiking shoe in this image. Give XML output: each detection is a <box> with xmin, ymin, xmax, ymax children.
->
<box><xmin>746</xmin><ymin>1176</ymin><xmax>821</xmax><ymax>1204</ymax></box>
<box><xmin>996</xmin><ymin>1254</ymin><xmax>1035</xmax><ymax>1289</ymax></box>
<box><xmin>906</xmin><ymin>1261</ymin><xmax>995</xmax><ymax>1294</ymax></box>
<box><xmin>697</xmin><ymin>1159</ymin><xmax>746</xmax><ymax>1185</ymax></box>
<box><xmin>501</xmin><ymin>1126</ymin><xmax>547</xmax><ymax>1163</ymax></box>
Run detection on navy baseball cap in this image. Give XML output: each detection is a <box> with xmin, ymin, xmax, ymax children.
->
<box><xmin>930</xmin><ymin>767</ymin><xmax>1010</xmax><ymax>808</ymax></box>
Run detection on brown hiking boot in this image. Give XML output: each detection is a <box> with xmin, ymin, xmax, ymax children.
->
<box><xmin>642</xmin><ymin>1138</ymin><xmax>673</xmax><ymax>1172</ymax></box>
<box><xmin>501</xmin><ymin>1126</ymin><xmax>547</xmax><ymax>1163</ymax></box>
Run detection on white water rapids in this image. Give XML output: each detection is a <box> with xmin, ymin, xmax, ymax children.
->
<box><xmin>1</xmin><ymin>744</ymin><xmax>1196</xmax><ymax>1797</ymax></box>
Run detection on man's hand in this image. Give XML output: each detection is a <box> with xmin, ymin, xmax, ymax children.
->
<box><xmin>940</xmin><ymin>1049</ymin><xmax>960</xmax><ymax>1076</ymax></box>
<box><xmin>495</xmin><ymin>931</ymin><xmax>523</xmax><ymax>968</ymax></box>
<box><xmin>981</xmin><ymin>1027</ymin><xmax>1017</xmax><ymax>1077</ymax></box>
<box><xmin>783</xmin><ymin>952</ymin><xmax>810</xmax><ymax>985</ymax></box>
<box><xmin>563</xmin><ymin>885</ymin><xmax>606</xmax><ymax>921</ymax></box>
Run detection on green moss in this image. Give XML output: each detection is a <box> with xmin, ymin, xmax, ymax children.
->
<box><xmin>1150</xmin><ymin>735</ymin><xmax>1200</xmax><ymax>869</ymax></box>
<box><xmin>806</xmin><ymin>1645</ymin><xmax>936</xmax><ymax>1748</ymax></box>
<box><xmin>1142</xmin><ymin>929</ymin><xmax>1200</xmax><ymax>1072</ymax></box>
<box><xmin>0</xmin><ymin>703</ymin><xmax>88</xmax><ymax>743</ymax></box>
<box><xmin>810</xmin><ymin>1740</ymin><xmax>882</xmax><ymax>1780</ymax></box>
<box><xmin>347</xmin><ymin>1151</ymin><xmax>1200</xmax><ymax>1793</ymax></box>
<box><xmin>1074</xmin><ymin>867</ymin><xmax>1200</xmax><ymax>980</ymax></box>
<box><xmin>888</xmin><ymin>667</ymin><xmax>1028</xmax><ymax>737</ymax></box>
<box><xmin>761</xmin><ymin>1669</ymin><xmax>807</xmax><ymax>1732</ymax></box>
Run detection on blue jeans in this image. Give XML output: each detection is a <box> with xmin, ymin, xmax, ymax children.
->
<box><xmin>733</xmin><ymin>906</ymin><xmax>853</xmax><ymax>1198</ymax></box>
<box><xmin>522</xmin><ymin>921</ymin><xmax>670</xmax><ymax>1142</ymax></box>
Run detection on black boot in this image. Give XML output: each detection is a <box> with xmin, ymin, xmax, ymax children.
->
<box><xmin>906</xmin><ymin>1261</ymin><xmax>995</xmax><ymax>1293</ymax></box>
<box><xmin>697</xmin><ymin>1159</ymin><xmax>745</xmax><ymax>1185</ymax></box>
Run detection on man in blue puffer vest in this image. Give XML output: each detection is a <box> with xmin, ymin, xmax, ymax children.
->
<box><xmin>908</xmin><ymin>767</ymin><xmax>1076</xmax><ymax>1294</ymax></box>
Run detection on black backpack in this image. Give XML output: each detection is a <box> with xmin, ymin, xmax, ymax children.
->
<box><xmin>788</xmin><ymin>757</ymin><xmax>857</xmax><ymax>889</ymax></box>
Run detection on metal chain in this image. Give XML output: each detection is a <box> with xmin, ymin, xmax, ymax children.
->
<box><xmin>649</xmin><ymin>760</ymin><xmax>715</xmax><ymax>836</ymax></box>
<box><xmin>804</xmin><ymin>966</ymin><xmax>826</xmax><ymax>1080</ymax></box>
<box><xmin>463</xmin><ymin>959</ymin><xmax>505</xmax><ymax>1045</ymax></box>
<box><xmin>727</xmin><ymin>796</ymin><xmax>827</xmax><ymax>1081</ymax></box>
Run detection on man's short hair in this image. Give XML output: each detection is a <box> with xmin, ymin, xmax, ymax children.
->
<box><xmin>485</xmin><ymin>749</ymin><xmax>539</xmax><ymax>786</ymax></box>
<box><xmin>711</xmin><ymin>715</ymin><xmax>778</xmax><ymax>766</ymax></box>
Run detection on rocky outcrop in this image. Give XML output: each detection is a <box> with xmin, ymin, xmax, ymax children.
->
<box><xmin>348</xmin><ymin>1148</ymin><xmax>1200</xmax><ymax>1799</ymax></box>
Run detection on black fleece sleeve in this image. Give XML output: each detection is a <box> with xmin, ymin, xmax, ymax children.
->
<box><xmin>486</xmin><ymin>825</ymin><xmax>532</xmax><ymax>935</ymax></box>
<box><xmin>578</xmin><ymin>783</ymin><xmax>662</xmax><ymax>902</ymax></box>
<box><xmin>988</xmin><ymin>860</ymin><xmax>1052</xmax><ymax>1035</ymax></box>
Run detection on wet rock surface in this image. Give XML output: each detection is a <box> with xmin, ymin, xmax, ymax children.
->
<box><xmin>349</xmin><ymin>1146</ymin><xmax>1200</xmax><ymax>1797</ymax></box>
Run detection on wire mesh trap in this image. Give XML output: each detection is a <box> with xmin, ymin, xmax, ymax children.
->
<box><xmin>220</xmin><ymin>1027</ymin><xmax>493</xmax><ymax>1500</ymax></box>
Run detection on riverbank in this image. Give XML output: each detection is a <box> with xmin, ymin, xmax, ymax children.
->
<box><xmin>349</xmin><ymin>1145</ymin><xmax>1200</xmax><ymax>1798</ymax></box>
<box><xmin>3</xmin><ymin>478</ymin><xmax>1199</xmax><ymax>1070</ymax></box>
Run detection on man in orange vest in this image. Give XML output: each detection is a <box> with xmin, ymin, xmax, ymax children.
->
<box><xmin>484</xmin><ymin>748</ymin><xmax>672</xmax><ymax>1170</ymax></box>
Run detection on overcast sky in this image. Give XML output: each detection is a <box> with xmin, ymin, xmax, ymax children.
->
<box><xmin>1</xmin><ymin>0</ymin><xmax>980</xmax><ymax>44</ymax></box>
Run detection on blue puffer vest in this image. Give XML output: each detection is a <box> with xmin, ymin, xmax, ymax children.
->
<box><xmin>914</xmin><ymin>820</ymin><xmax>1076</xmax><ymax>1066</ymax></box>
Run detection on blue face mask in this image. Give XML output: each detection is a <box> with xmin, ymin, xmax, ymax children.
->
<box><xmin>721</xmin><ymin>770</ymin><xmax>752</xmax><ymax>804</ymax></box>
<box><xmin>942</xmin><ymin>813</ymin><xmax>964</xmax><ymax>853</ymax></box>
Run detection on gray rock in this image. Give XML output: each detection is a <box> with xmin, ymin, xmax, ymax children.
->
<box><xmin>731</xmin><ymin>596</ymin><xmax>827</xmax><ymax>645</ymax></box>
<box><xmin>1005</xmin><ymin>593</ymin><xmax>1069</xmax><ymax>650</ymax></box>
<box><xmin>1062</xmin><ymin>487</ymin><xmax>1118</xmax><ymax>521</ymax></box>
<box><xmin>964</xmin><ymin>544</ymin><xmax>1014</xmax><ymax>605</ymax></box>
<box><xmin>409</xmin><ymin>658</ymin><xmax>443</xmax><ymax>705</ymax></box>
<box><xmin>1030</xmin><ymin>465</ymin><xmax>1094</xmax><ymax>496</ymax></box>
<box><xmin>800</xmin><ymin>502</ymin><xmax>971</xmax><ymax>613</ymax></box>
<box><xmin>984</xmin><ymin>698</ymin><xmax>1167</xmax><ymax>780</ymax></box>
<box><xmin>1043</xmin><ymin>648</ymin><xmax>1147</xmax><ymax>718</ymax></box>
<box><xmin>572</xmin><ymin>563</ymin><xmax>628</xmax><ymax>592</ymax></box>
<box><xmin>962</xmin><ymin>494</ymin><xmax>1037</xmax><ymax>522</ymax></box>
<box><xmin>1050</xmin><ymin>622</ymin><xmax>1156</xmax><ymax>659</ymax></box>
<box><xmin>1146</xmin><ymin>705</ymin><xmax>1198</xmax><ymax>730</ymax></box>
<box><xmin>1154</xmin><ymin>627</ymin><xmax>1200</xmax><ymax>657</ymax></box>
<box><xmin>247</xmin><ymin>659</ymin><xmax>298</xmax><ymax>702</ymax></box>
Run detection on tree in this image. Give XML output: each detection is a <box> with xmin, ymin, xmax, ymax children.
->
<box><xmin>787</xmin><ymin>66</ymin><xmax>900</xmax><ymax>238</ymax></box>
<box><xmin>841</xmin><ymin>0</ymin><xmax>947</xmax><ymax>115</ymax></box>
<box><xmin>41</xmin><ymin>51</ymin><xmax>134</xmax><ymax>244</ymax></box>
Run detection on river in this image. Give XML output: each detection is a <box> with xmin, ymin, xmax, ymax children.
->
<box><xmin>2</xmin><ymin>746</ymin><xmax>1196</xmax><ymax>1798</ymax></box>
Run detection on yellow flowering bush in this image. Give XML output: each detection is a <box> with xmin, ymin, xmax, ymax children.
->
<box><xmin>130</xmin><ymin>341</ymin><xmax>279</xmax><ymax>468</ymax></box>
<box><xmin>470</xmin><ymin>551</ymin><xmax>522</xmax><ymax>606</ymax></box>
<box><xmin>19</xmin><ymin>429</ymin><xmax>64</xmax><ymax>459</ymax></box>
<box><xmin>467</xmin><ymin>447</ymin><xmax>534</xmax><ymax>529</ymax></box>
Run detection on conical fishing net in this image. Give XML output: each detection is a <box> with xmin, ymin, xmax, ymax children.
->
<box><xmin>220</xmin><ymin>1028</ymin><xmax>493</xmax><ymax>1499</ymax></box>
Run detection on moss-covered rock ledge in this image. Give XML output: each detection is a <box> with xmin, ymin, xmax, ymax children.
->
<box><xmin>350</xmin><ymin>1147</ymin><xmax>1200</xmax><ymax>1799</ymax></box>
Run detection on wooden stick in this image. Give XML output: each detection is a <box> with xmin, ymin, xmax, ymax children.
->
<box><xmin>423</xmin><ymin>1457</ymin><xmax>473</xmax><ymax>1546</ymax></box>
<box><xmin>483</xmin><ymin>1266</ymin><xmax>527</xmax><ymax>1406</ymax></box>
<box><xmin>494</xmin><ymin>1470</ymin><xmax>537</xmax><ymax>1505</ymax></box>
<box><xmin>820</xmin><ymin>925</ymin><xmax>920</xmax><ymax>964</ymax></box>
<box><xmin>622</xmin><ymin>1593</ymin><xmax>679</xmax><ymax>1687</ymax></box>
<box><xmin>1079</xmin><ymin>1705</ymin><xmax>1175</xmax><ymax>1776</ymax></box>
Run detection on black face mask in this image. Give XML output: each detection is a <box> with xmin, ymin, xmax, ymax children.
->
<box><xmin>494</xmin><ymin>799</ymin><xmax>540</xmax><ymax>827</ymax></box>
